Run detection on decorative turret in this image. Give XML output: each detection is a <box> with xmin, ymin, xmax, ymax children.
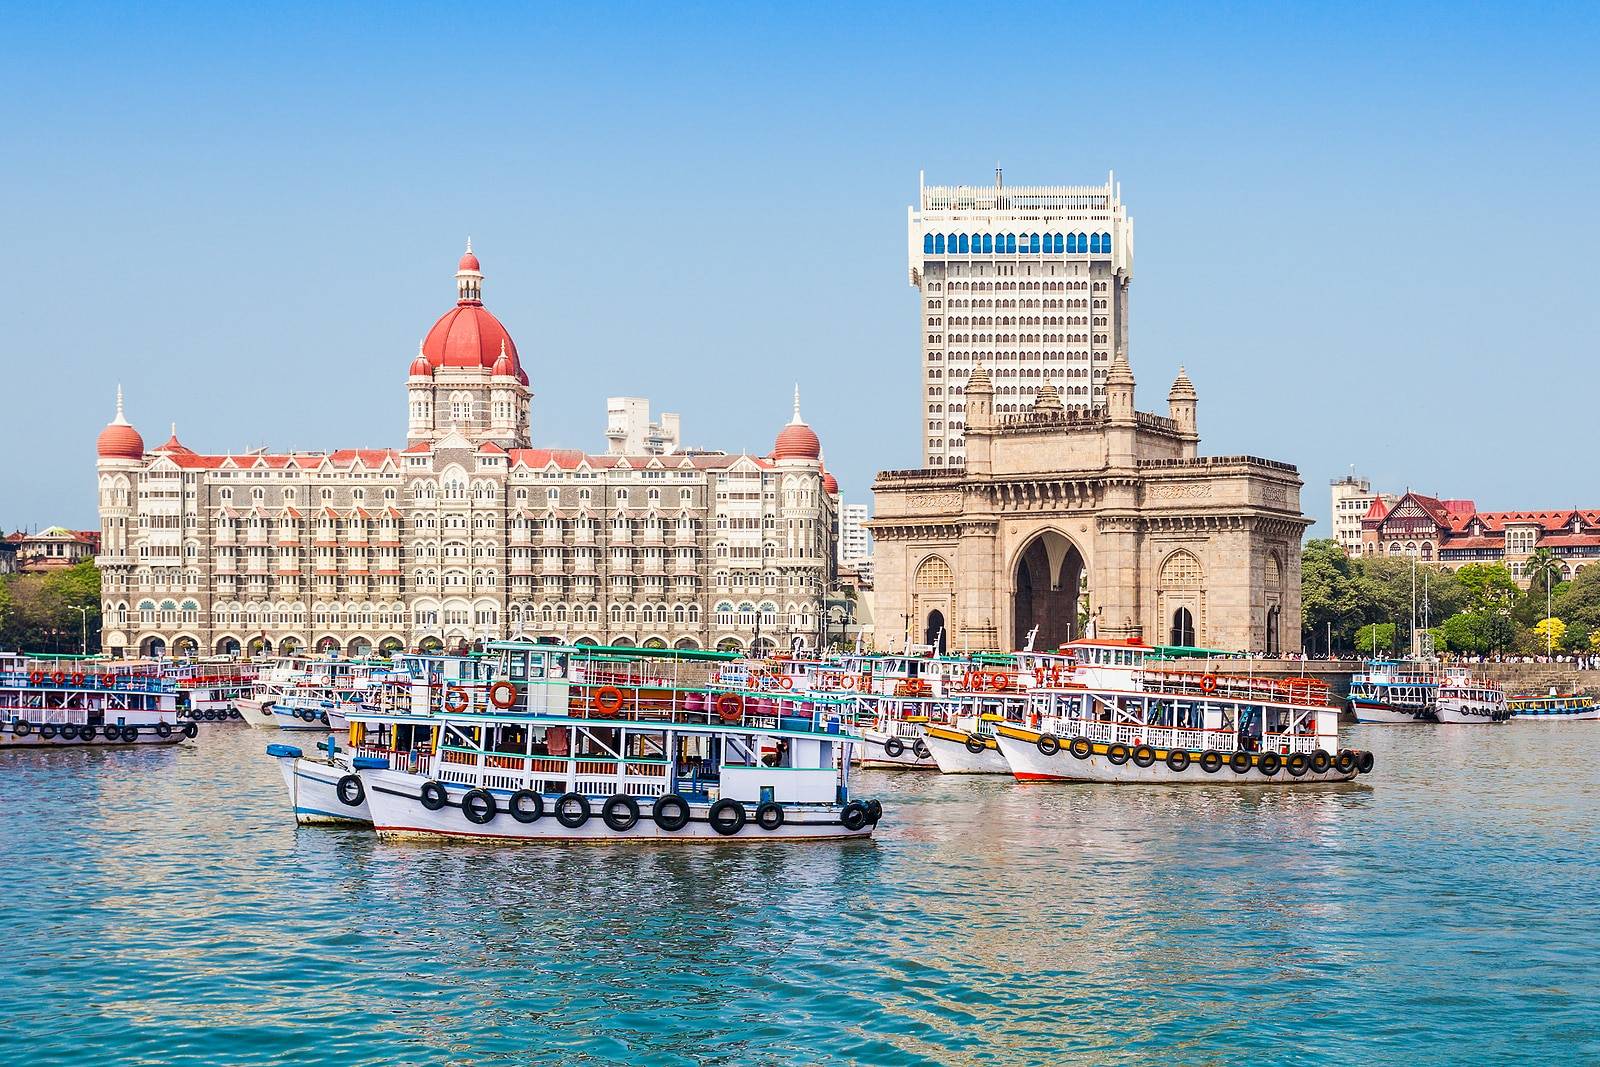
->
<box><xmin>1105</xmin><ymin>351</ymin><xmax>1136</xmax><ymax>424</ymax></box>
<box><xmin>1032</xmin><ymin>382</ymin><xmax>1063</xmax><ymax>414</ymax></box>
<box><xmin>1168</xmin><ymin>365</ymin><xmax>1198</xmax><ymax>456</ymax></box>
<box><xmin>964</xmin><ymin>364</ymin><xmax>995</xmax><ymax>475</ymax></box>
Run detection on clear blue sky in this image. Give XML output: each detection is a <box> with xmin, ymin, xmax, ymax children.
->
<box><xmin>3</xmin><ymin>3</ymin><xmax>1596</xmax><ymax>534</ymax></box>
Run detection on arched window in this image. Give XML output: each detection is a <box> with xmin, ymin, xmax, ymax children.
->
<box><xmin>923</xmin><ymin>233</ymin><xmax>933</xmax><ymax>254</ymax></box>
<box><xmin>982</xmin><ymin>234</ymin><xmax>993</xmax><ymax>254</ymax></box>
<box><xmin>1101</xmin><ymin>231</ymin><xmax>1111</xmax><ymax>252</ymax></box>
<box><xmin>934</xmin><ymin>233</ymin><xmax>945</xmax><ymax>254</ymax></box>
<box><xmin>1170</xmin><ymin>607</ymin><xmax>1196</xmax><ymax>647</ymax></box>
<box><xmin>1005</xmin><ymin>233</ymin><xmax>1016</xmax><ymax>254</ymax></box>
<box><xmin>970</xmin><ymin>232</ymin><xmax>981</xmax><ymax>252</ymax></box>
<box><xmin>1053</xmin><ymin>233</ymin><xmax>1064</xmax><ymax>253</ymax></box>
<box><xmin>915</xmin><ymin>555</ymin><xmax>955</xmax><ymax>592</ymax></box>
<box><xmin>1089</xmin><ymin>233</ymin><xmax>1101</xmax><ymax>254</ymax></box>
<box><xmin>1029</xmin><ymin>233</ymin><xmax>1040</xmax><ymax>253</ymax></box>
<box><xmin>958</xmin><ymin>234</ymin><xmax>969</xmax><ymax>253</ymax></box>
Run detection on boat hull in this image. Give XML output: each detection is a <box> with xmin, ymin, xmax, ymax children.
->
<box><xmin>859</xmin><ymin>728</ymin><xmax>936</xmax><ymax>769</ymax></box>
<box><xmin>922</xmin><ymin>726</ymin><xmax>1010</xmax><ymax>774</ymax></box>
<box><xmin>275</xmin><ymin>755</ymin><xmax>372</xmax><ymax>825</ymax></box>
<box><xmin>235</xmin><ymin>699</ymin><xmax>281</xmax><ymax>729</ymax></box>
<box><xmin>993</xmin><ymin>729</ymin><xmax>1360</xmax><ymax>785</ymax></box>
<box><xmin>359</xmin><ymin>768</ymin><xmax>877</xmax><ymax>843</ymax></box>
<box><xmin>1434</xmin><ymin>700</ymin><xmax>1506</xmax><ymax>724</ymax></box>
<box><xmin>0</xmin><ymin>728</ymin><xmax>190</xmax><ymax>749</ymax></box>
<box><xmin>1349</xmin><ymin>699</ymin><xmax>1424</xmax><ymax>724</ymax></box>
<box><xmin>1511</xmin><ymin>710</ymin><xmax>1600</xmax><ymax>721</ymax></box>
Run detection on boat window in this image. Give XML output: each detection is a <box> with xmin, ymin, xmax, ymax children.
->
<box><xmin>493</xmin><ymin>723</ymin><xmax>529</xmax><ymax>755</ymax></box>
<box><xmin>577</xmin><ymin>727</ymin><xmax>621</xmax><ymax>758</ymax></box>
<box><xmin>722</xmin><ymin>734</ymin><xmax>759</xmax><ymax>767</ymax></box>
<box><xmin>626</xmin><ymin>730</ymin><xmax>667</xmax><ymax>760</ymax></box>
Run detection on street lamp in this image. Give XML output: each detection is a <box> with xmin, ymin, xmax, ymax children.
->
<box><xmin>70</xmin><ymin>604</ymin><xmax>91</xmax><ymax>656</ymax></box>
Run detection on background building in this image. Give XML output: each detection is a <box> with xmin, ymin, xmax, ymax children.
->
<box><xmin>1360</xmin><ymin>491</ymin><xmax>1600</xmax><ymax>584</ymax></box>
<box><xmin>6</xmin><ymin>527</ymin><xmax>100</xmax><ymax>572</ymax></box>
<box><xmin>836</xmin><ymin>502</ymin><xmax>871</xmax><ymax>566</ymax></box>
<box><xmin>908</xmin><ymin>170</ymin><xmax>1134</xmax><ymax>468</ymax></box>
<box><xmin>95</xmin><ymin>247</ymin><xmax>837</xmax><ymax>657</ymax></box>
<box><xmin>605</xmin><ymin>397</ymin><xmax>680</xmax><ymax>456</ymax></box>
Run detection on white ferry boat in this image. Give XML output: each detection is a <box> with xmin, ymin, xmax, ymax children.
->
<box><xmin>992</xmin><ymin>669</ymin><xmax>1372</xmax><ymax>785</ymax></box>
<box><xmin>1507</xmin><ymin>692</ymin><xmax>1600</xmax><ymax>721</ymax></box>
<box><xmin>0</xmin><ymin>655</ymin><xmax>195</xmax><ymax>747</ymax></box>
<box><xmin>1434</xmin><ymin>670</ymin><xmax>1508</xmax><ymax>724</ymax></box>
<box><xmin>1347</xmin><ymin>660</ymin><xmax>1438</xmax><ymax>723</ymax></box>
<box><xmin>352</xmin><ymin>643</ymin><xmax>882</xmax><ymax>843</ymax></box>
<box><xmin>174</xmin><ymin>660</ymin><xmax>254</xmax><ymax>722</ymax></box>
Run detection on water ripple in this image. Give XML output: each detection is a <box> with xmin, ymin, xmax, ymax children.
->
<box><xmin>3</xmin><ymin>725</ymin><xmax>1600</xmax><ymax>1064</ymax></box>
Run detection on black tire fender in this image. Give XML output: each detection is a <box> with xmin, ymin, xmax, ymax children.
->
<box><xmin>652</xmin><ymin>794</ymin><xmax>691</xmax><ymax>831</ymax></box>
<box><xmin>1165</xmin><ymin>749</ymin><xmax>1191</xmax><ymax>772</ymax></box>
<box><xmin>1106</xmin><ymin>742</ymin><xmax>1130</xmax><ymax>766</ymax></box>
<box><xmin>709</xmin><ymin>798</ymin><xmax>747</xmax><ymax>835</ymax></box>
<box><xmin>839</xmin><ymin>800</ymin><xmax>869</xmax><ymax>831</ymax></box>
<box><xmin>755</xmin><ymin>801</ymin><xmax>785</xmax><ymax>831</ymax></box>
<box><xmin>419</xmin><ymin>780</ymin><xmax>449</xmax><ymax>811</ymax></box>
<box><xmin>602</xmin><ymin>794</ymin><xmax>640</xmax><ymax>832</ymax></box>
<box><xmin>1131</xmin><ymin>745</ymin><xmax>1156</xmax><ymax>768</ymax></box>
<box><xmin>337</xmin><ymin>774</ymin><xmax>365</xmax><ymax>807</ymax></box>
<box><xmin>1199</xmin><ymin>750</ymin><xmax>1223</xmax><ymax>773</ymax></box>
<box><xmin>509</xmin><ymin>790</ymin><xmax>544</xmax><ymax>823</ymax></box>
<box><xmin>882</xmin><ymin>736</ymin><xmax>905</xmax><ymax>758</ymax></box>
<box><xmin>555</xmin><ymin>792</ymin><xmax>591</xmax><ymax>828</ymax></box>
<box><xmin>1036</xmin><ymin>734</ymin><xmax>1061</xmax><ymax>757</ymax></box>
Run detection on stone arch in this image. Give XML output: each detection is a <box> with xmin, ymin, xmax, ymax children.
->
<box><xmin>673</xmin><ymin>637</ymin><xmax>701</xmax><ymax>650</ymax></box>
<box><xmin>1011</xmin><ymin>529</ymin><xmax>1085</xmax><ymax>650</ymax></box>
<box><xmin>214</xmin><ymin>635</ymin><xmax>242</xmax><ymax>656</ymax></box>
<box><xmin>1158</xmin><ymin>548</ymin><xmax>1205</xmax><ymax>648</ymax></box>
<box><xmin>378</xmin><ymin>636</ymin><xmax>404</xmax><ymax>656</ymax></box>
<box><xmin>913</xmin><ymin>554</ymin><xmax>956</xmax><ymax>650</ymax></box>
<box><xmin>1263</xmin><ymin>551</ymin><xmax>1284</xmax><ymax>655</ymax></box>
<box><xmin>171</xmin><ymin>634</ymin><xmax>200</xmax><ymax>657</ymax></box>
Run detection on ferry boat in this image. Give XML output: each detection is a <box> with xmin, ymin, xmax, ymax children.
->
<box><xmin>0</xmin><ymin>655</ymin><xmax>195</xmax><ymax>747</ymax></box>
<box><xmin>174</xmin><ymin>661</ymin><xmax>254</xmax><ymax>722</ymax></box>
<box><xmin>992</xmin><ymin>668</ymin><xmax>1372</xmax><ymax>785</ymax></box>
<box><xmin>1507</xmin><ymin>691</ymin><xmax>1600</xmax><ymax>721</ymax></box>
<box><xmin>267</xmin><ymin>657</ymin><xmax>483</xmax><ymax>825</ymax></box>
<box><xmin>1434</xmin><ymin>670</ymin><xmax>1509</xmax><ymax>724</ymax></box>
<box><xmin>1347</xmin><ymin>660</ymin><xmax>1438</xmax><ymax>723</ymax></box>
<box><xmin>352</xmin><ymin>642</ymin><xmax>883</xmax><ymax>843</ymax></box>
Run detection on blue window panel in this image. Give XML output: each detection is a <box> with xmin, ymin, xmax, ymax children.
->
<box><xmin>949</xmin><ymin>232</ymin><xmax>958</xmax><ymax>250</ymax></box>
<box><xmin>982</xmin><ymin>234</ymin><xmax>993</xmax><ymax>253</ymax></box>
<box><xmin>1101</xmin><ymin>231</ymin><xmax>1111</xmax><ymax>253</ymax></box>
<box><xmin>1053</xmin><ymin>233</ymin><xmax>1064</xmax><ymax>254</ymax></box>
<box><xmin>935</xmin><ymin>234</ymin><xmax>945</xmax><ymax>254</ymax></box>
<box><xmin>1029</xmin><ymin>233</ymin><xmax>1040</xmax><ymax>253</ymax></box>
<box><xmin>958</xmin><ymin>234</ymin><xmax>969</xmax><ymax>253</ymax></box>
<box><xmin>1005</xmin><ymin>233</ymin><xmax>1016</xmax><ymax>254</ymax></box>
<box><xmin>924</xmin><ymin>234</ymin><xmax>934</xmax><ymax>254</ymax></box>
<box><xmin>1090</xmin><ymin>233</ymin><xmax>1101</xmax><ymax>253</ymax></box>
<box><xmin>971</xmin><ymin>232</ymin><xmax>981</xmax><ymax>252</ymax></box>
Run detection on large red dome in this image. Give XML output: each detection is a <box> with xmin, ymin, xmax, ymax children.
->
<box><xmin>422</xmin><ymin>303</ymin><xmax>522</xmax><ymax>372</ymax></box>
<box><xmin>773</xmin><ymin>422</ymin><xmax>821</xmax><ymax>460</ymax></box>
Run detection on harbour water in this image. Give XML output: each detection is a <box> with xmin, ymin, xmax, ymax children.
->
<box><xmin>4</xmin><ymin>725</ymin><xmax>1599</xmax><ymax>1065</ymax></box>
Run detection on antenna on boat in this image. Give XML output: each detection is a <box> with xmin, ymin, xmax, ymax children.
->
<box><xmin>1023</xmin><ymin>625</ymin><xmax>1038</xmax><ymax>653</ymax></box>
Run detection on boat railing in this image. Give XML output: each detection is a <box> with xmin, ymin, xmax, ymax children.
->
<box><xmin>1</xmin><ymin>705</ymin><xmax>90</xmax><ymax>725</ymax></box>
<box><xmin>0</xmin><ymin>670</ymin><xmax>171</xmax><ymax>695</ymax></box>
<box><xmin>433</xmin><ymin>743</ymin><xmax>673</xmax><ymax>797</ymax></box>
<box><xmin>1139</xmin><ymin>668</ymin><xmax>1331</xmax><ymax>708</ymax></box>
<box><xmin>1046</xmin><ymin>717</ymin><xmax>1326</xmax><ymax>755</ymax></box>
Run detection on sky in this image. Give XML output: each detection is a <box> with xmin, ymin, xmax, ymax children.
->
<box><xmin>2</xmin><ymin>2</ymin><xmax>1597</xmax><ymax>535</ymax></box>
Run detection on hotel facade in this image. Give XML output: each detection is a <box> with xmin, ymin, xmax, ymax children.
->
<box><xmin>95</xmin><ymin>247</ymin><xmax>837</xmax><ymax>657</ymax></box>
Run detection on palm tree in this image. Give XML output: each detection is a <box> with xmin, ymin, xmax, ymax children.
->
<box><xmin>1523</xmin><ymin>547</ymin><xmax>1562</xmax><ymax>594</ymax></box>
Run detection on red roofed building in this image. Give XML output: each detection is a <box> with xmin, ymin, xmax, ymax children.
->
<box><xmin>1360</xmin><ymin>490</ymin><xmax>1600</xmax><ymax>584</ymax></box>
<box><xmin>95</xmin><ymin>244</ymin><xmax>836</xmax><ymax>657</ymax></box>
<box><xmin>7</xmin><ymin>527</ymin><xmax>101</xmax><ymax>572</ymax></box>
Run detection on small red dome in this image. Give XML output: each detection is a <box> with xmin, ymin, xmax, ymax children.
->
<box><xmin>423</xmin><ymin>303</ymin><xmax>522</xmax><ymax>372</ymax></box>
<box><xmin>409</xmin><ymin>354</ymin><xmax>433</xmax><ymax>378</ymax></box>
<box><xmin>97</xmin><ymin>389</ymin><xmax>144</xmax><ymax>460</ymax></box>
<box><xmin>773</xmin><ymin>421</ymin><xmax>821</xmax><ymax>461</ymax></box>
<box><xmin>492</xmin><ymin>348</ymin><xmax>516</xmax><ymax>377</ymax></box>
<box><xmin>822</xmin><ymin>471</ymin><xmax>839</xmax><ymax>495</ymax></box>
<box><xmin>459</xmin><ymin>249</ymin><xmax>480</xmax><ymax>272</ymax></box>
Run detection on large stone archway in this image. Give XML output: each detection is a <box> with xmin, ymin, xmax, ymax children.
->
<box><xmin>1011</xmin><ymin>530</ymin><xmax>1085</xmax><ymax>651</ymax></box>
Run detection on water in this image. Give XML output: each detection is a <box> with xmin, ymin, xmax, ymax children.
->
<box><xmin>3</xmin><ymin>725</ymin><xmax>1599</xmax><ymax>1066</ymax></box>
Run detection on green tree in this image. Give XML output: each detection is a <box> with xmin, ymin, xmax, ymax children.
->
<box><xmin>1553</xmin><ymin>567</ymin><xmax>1600</xmax><ymax>629</ymax></box>
<box><xmin>1300</xmin><ymin>539</ymin><xmax>1364</xmax><ymax>650</ymax></box>
<box><xmin>1353</xmin><ymin>622</ymin><xmax>1397</xmax><ymax>654</ymax></box>
<box><xmin>1522</xmin><ymin>548</ymin><xmax>1563</xmax><ymax>597</ymax></box>
<box><xmin>1561</xmin><ymin>621</ymin><xmax>1592</xmax><ymax>654</ymax></box>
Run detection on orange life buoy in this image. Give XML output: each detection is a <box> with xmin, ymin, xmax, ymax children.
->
<box><xmin>714</xmin><ymin>692</ymin><xmax>744</xmax><ymax>723</ymax></box>
<box><xmin>71</xmin><ymin>672</ymin><xmax>84</xmax><ymax>687</ymax></box>
<box><xmin>840</xmin><ymin>674</ymin><xmax>856</xmax><ymax>691</ymax></box>
<box><xmin>1200</xmin><ymin>674</ymin><xmax>1218</xmax><ymax>694</ymax></box>
<box><xmin>593</xmin><ymin>686</ymin><xmax>626</xmax><ymax>715</ymax></box>
<box><xmin>27</xmin><ymin>670</ymin><xmax>42</xmax><ymax>686</ymax></box>
<box><xmin>442</xmin><ymin>686</ymin><xmax>470</xmax><ymax>713</ymax></box>
<box><xmin>488</xmin><ymin>681</ymin><xmax>518</xmax><ymax>709</ymax></box>
<box><xmin>777</xmin><ymin>674</ymin><xmax>794</xmax><ymax>690</ymax></box>
<box><xmin>51</xmin><ymin>671</ymin><xmax>65</xmax><ymax>686</ymax></box>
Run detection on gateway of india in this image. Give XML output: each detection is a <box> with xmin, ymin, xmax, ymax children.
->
<box><xmin>871</xmin><ymin>173</ymin><xmax>1310</xmax><ymax>654</ymax></box>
